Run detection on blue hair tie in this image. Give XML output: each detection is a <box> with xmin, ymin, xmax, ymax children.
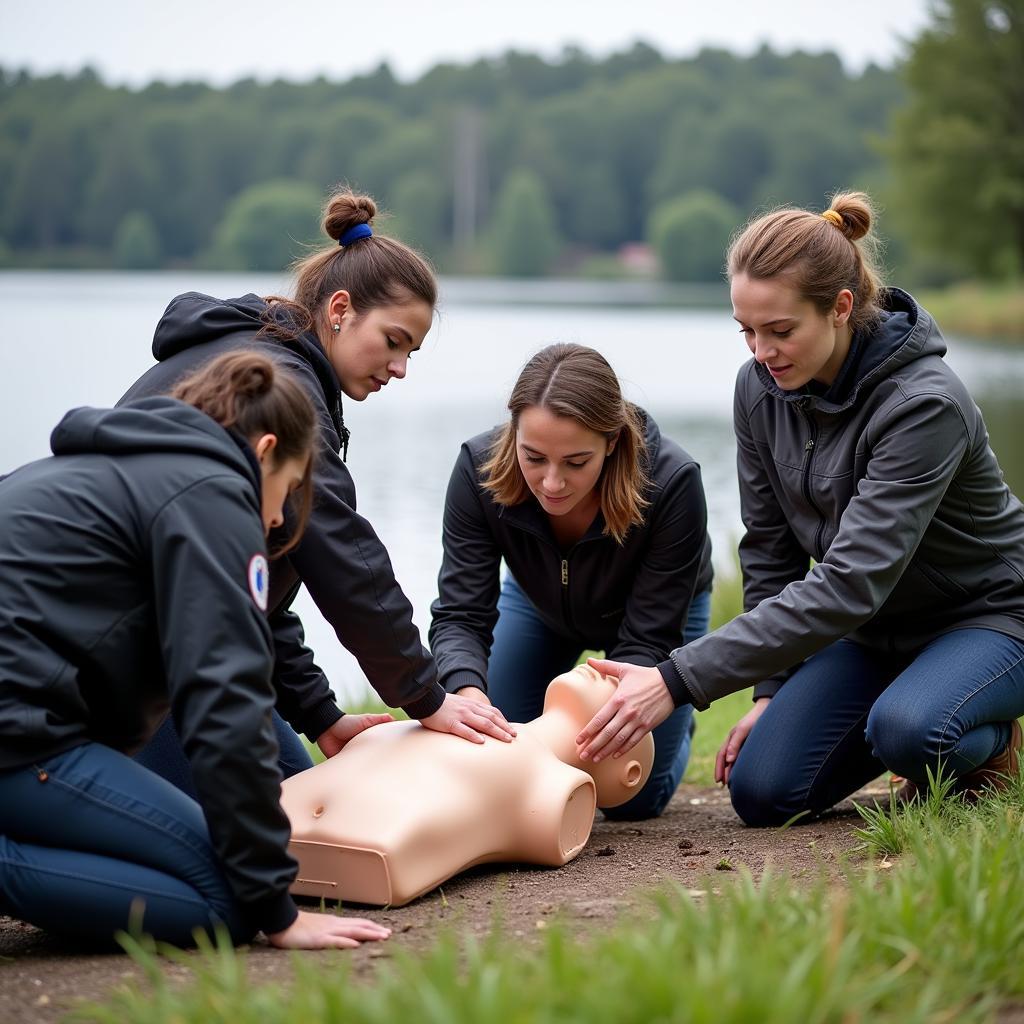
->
<box><xmin>338</xmin><ymin>223</ymin><xmax>373</xmax><ymax>247</ymax></box>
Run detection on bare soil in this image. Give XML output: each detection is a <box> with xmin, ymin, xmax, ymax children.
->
<box><xmin>0</xmin><ymin>781</ymin><xmax>889</xmax><ymax>1023</ymax></box>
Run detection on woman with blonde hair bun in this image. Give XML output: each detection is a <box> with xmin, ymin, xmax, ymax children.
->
<box><xmin>430</xmin><ymin>342</ymin><xmax>713</xmax><ymax>820</ymax></box>
<box><xmin>581</xmin><ymin>191</ymin><xmax>1024</xmax><ymax>825</ymax></box>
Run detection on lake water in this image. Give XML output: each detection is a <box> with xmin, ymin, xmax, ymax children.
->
<box><xmin>3</xmin><ymin>271</ymin><xmax>1024</xmax><ymax>704</ymax></box>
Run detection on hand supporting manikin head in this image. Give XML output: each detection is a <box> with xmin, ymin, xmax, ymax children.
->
<box><xmin>280</xmin><ymin>664</ymin><xmax>654</xmax><ymax>907</ymax></box>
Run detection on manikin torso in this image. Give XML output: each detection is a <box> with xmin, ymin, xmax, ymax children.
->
<box><xmin>280</xmin><ymin>664</ymin><xmax>654</xmax><ymax>906</ymax></box>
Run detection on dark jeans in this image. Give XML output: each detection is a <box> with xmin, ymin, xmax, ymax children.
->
<box><xmin>487</xmin><ymin>575</ymin><xmax>711</xmax><ymax>820</ymax></box>
<box><xmin>136</xmin><ymin>708</ymin><xmax>313</xmax><ymax>802</ymax></box>
<box><xmin>729</xmin><ymin>628</ymin><xmax>1024</xmax><ymax>827</ymax></box>
<box><xmin>0</xmin><ymin>743</ymin><xmax>251</xmax><ymax>948</ymax></box>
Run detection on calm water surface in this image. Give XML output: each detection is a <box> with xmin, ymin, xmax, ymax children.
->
<box><xmin>3</xmin><ymin>271</ymin><xmax>1023</xmax><ymax>702</ymax></box>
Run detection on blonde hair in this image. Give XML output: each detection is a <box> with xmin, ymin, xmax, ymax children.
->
<box><xmin>480</xmin><ymin>344</ymin><xmax>650</xmax><ymax>544</ymax></box>
<box><xmin>727</xmin><ymin>190</ymin><xmax>884</xmax><ymax>333</ymax></box>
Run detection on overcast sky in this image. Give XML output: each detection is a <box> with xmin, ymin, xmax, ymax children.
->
<box><xmin>2</xmin><ymin>0</ymin><xmax>931</xmax><ymax>86</ymax></box>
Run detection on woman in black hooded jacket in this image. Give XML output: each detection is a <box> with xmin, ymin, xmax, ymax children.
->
<box><xmin>120</xmin><ymin>188</ymin><xmax>513</xmax><ymax>794</ymax></box>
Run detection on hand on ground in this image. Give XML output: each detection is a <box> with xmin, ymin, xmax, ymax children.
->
<box><xmin>266</xmin><ymin>909</ymin><xmax>390</xmax><ymax>950</ymax></box>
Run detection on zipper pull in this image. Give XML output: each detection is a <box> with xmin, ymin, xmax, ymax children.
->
<box><xmin>34</xmin><ymin>765</ymin><xmax>49</xmax><ymax>783</ymax></box>
<box><xmin>805</xmin><ymin>439</ymin><xmax>815</xmax><ymax>451</ymax></box>
<box><xmin>561</xmin><ymin>559</ymin><xmax>569</xmax><ymax>586</ymax></box>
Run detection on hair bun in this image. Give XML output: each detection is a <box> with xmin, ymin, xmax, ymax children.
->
<box><xmin>826</xmin><ymin>191</ymin><xmax>873</xmax><ymax>242</ymax></box>
<box><xmin>323</xmin><ymin>187</ymin><xmax>378</xmax><ymax>243</ymax></box>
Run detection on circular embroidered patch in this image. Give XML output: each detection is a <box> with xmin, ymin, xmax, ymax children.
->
<box><xmin>248</xmin><ymin>554</ymin><xmax>269</xmax><ymax>612</ymax></box>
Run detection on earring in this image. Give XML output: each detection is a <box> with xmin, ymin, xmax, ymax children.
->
<box><xmin>332</xmin><ymin>321</ymin><xmax>341</xmax><ymax>333</ymax></box>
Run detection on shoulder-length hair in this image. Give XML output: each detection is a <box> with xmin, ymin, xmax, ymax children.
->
<box><xmin>480</xmin><ymin>343</ymin><xmax>650</xmax><ymax>544</ymax></box>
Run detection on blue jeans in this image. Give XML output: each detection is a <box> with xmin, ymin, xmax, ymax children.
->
<box><xmin>487</xmin><ymin>576</ymin><xmax>711</xmax><ymax>820</ymax></box>
<box><xmin>729</xmin><ymin>628</ymin><xmax>1024</xmax><ymax>827</ymax></box>
<box><xmin>136</xmin><ymin>709</ymin><xmax>312</xmax><ymax>802</ymax></box>
<box><xmin>0</xmin><ymin>743</ymin><xmax>251</xmax><ymax>948</ymax></box>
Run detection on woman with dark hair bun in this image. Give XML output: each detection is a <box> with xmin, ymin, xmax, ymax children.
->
<box><xmin>430</xmin><ymin>343</ymin><xmax>713</xmax><ymax>820</ymax></box>
<box><xmin>580</xmin><ymin>191</ymin><xmax>1024</xmax><ymax>826</ymax></box>
<box><xmin>120</xmin><ymin>187</ymin><xmax>513</xmax><ymax>798</ymax></box>
<box><xmin>0</xmin><ymin>352</ymin><xmax>390</xmax><ymax>949</ymax></box>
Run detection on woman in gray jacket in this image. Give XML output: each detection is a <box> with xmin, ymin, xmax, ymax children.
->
<box><xmin>577</xmin><ymin>191</ymin><xmax>1024</xmax><ymax>825</ymax></box>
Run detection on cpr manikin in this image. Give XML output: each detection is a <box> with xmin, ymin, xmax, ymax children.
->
<box><xmin>280</xmin><ymin>664</ymin><xmax>654</xmax><ymax>906</ymax></box>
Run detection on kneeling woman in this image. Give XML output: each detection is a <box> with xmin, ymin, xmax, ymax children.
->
<box><xmin>0</xmin><ymin>353</ymin><xmax>388</xmax><ymax>950</ymax></box>
<box><xmin>580</xmin><ymin>192</ymin><xmax>1024</xmax><ymax>825</ymax></box>
<box><xmin>429</xmin><ymin>343</ymin><xmax>713</xmax><ymax>819</ymax></box>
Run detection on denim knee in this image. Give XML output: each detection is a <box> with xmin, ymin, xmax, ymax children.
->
<box><xmin>728</xmin><ymin>758</ymin><xmax>812</xmax><ymax>828</ymax></box>
<box><xmin>865</xmin><ymin>693</ymin><xmax>938</xmax><ymax>779</ymax></box>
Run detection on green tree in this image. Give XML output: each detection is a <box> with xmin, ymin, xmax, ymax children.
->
<box><xmin>209</xmin><ymin>180</ymin><xmax>322</xmax><ymax>271</ymax></box>
<box><xmin>888</xmin><ymin>0</ymin><xmax>1024</xmax><ymax>278</ymax></box>
<box><xmin>387</xmin><ymin>171</ymin><xmax>448</xmax><ymax>256</ymax></box>
<box><xmin>649</xmin><ymin>190</ymin><xmax>739</xmax><ymax>282</ymax></box>
<box><xmin>113</xmin><ymin>211</ymin><xmax>162</xmax><ymax>268</ymax></box>
<box><xmin>488</xmin><ymin>168</ymin><xmax>561</xmax><ymax>277</ymax></box>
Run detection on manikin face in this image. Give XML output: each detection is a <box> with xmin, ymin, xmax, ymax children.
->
<box><xmin>253</xmin><ymin>434</ymin><xmax>308</xmax><ymax>534</ymax></box>
<box><xmin>516</xmin><ymin>406</ymin><xmax>614</xmax><ymax>520</ymax></box>
<box><xmin>324</xmin><ymin>290</ymin><xmax>433</xmax><ymax>401</ymax></box>
<box><xmin>731</xmin><ymin>273</ymin><xmax>853</xmax><ymax>391</ymax></box>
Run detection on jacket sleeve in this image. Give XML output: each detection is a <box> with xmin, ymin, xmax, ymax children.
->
<box><xmin>287</xmin><ymin>441</ymin><xmax>445</xmax><ymax>720</ymax></box>
<box><xmin>150</xmin><ymin>474</ymin><xmax>298</xmax><ymax>936</ymax></box>
<box><xmin>428</xmin><ymin>445</ymin><xmax>505</xmax><ymax>694</ymax></box>
<box><xmin>269</xmin><ymin>605</ymin><xmax>343</xmax><ymax>740</ymax></box>
<box><xmin>662</xmin><ymin>392</ymin><xmax>972</xmax><ymax>710</ymax></box>
<box><xmin>734</xmin><ymin>382</ymin><xmax>812</xmax><ymax>700</ymax></box>
<box><xmin>606</xmin><ymin>461</ymin><xmax>709</xmax><ymax>667</ymax></box>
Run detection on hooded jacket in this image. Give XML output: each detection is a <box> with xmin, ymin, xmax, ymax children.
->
<box><xmin>659</xmin><ymin>289</ymin><xmax>1024</xmax><ymax>710</ymax></box>
<box><xmin>119</xmin><ymin>293</ymin><xmax>445</xmax><ymax>726</ymax></box>
<box><xmin>429</xmin><ymin>412</ymin><xmax>713</xmax><ymax>693</ymax></box>
<box><xmin>0</xmin><ymin>398</ymin><xmax>299</xmax><ymax>934</ymax></box>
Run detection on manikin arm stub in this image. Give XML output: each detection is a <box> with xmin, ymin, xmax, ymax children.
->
<box><xmin>279</xmin><ymin>665</ymin><xmax>652</xmax><ymax>907</ymax></box>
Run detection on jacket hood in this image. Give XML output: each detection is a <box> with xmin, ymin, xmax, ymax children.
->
<box><xmin>754</xmin><ymin>287</ymin><xmax>947</xmax><ymax>414</ymax></box>
<box><xmin>51</xmin><ymin>396</ymin><xmax>260</xmax><ymax>487</ymax></box>
<box><xmin>153</xmin><ymin>292</ymin><xmax>267</xmax><ymax>361</ymax></box>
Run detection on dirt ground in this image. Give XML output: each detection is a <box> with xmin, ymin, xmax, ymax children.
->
<box><xmin>0</xmin><ymin>780</ymin><xmax>890</xmax><ymax>1023</ymax></box>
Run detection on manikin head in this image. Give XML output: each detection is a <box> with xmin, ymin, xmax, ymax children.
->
<box><xmin>264</xmin><ymin>188</ymin><xmax>437</xmax><ymax>403</ymax></box>
<box><xmin>540</xmin><ymin>663</ymin><xmax>654</xmax><ymax>807</ymax></box>
<box><xmin>480</xmin><ymin>343</ymin><xmax>651</xmax><ymax>544</ymax></box>
<box><xmin>727</xmin><ymin>191</ymin><xmax>884</xmax><ymax>391</ymax></box>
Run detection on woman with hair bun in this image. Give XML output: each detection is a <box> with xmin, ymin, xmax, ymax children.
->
<box><xmin>0</xmin><ymin>352</ymin><xmax>390</xmax><ymax>948</ymax></box>
<box><xmin>120</xmin><ymin>188</ymin><xmax>513</xmax><ymax>797</ymax></box>
<box><xmin>580</xmin><ymin>191</ymin><xmax>1024</xmax><ymax>826</ymax></box>
<box><xmin>430</xmin><ymin>343</ymin><xmax>713</xmax><ymax>820</ymax></box>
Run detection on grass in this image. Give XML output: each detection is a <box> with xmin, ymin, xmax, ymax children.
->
<box><xmin>74</xmin><ymin>768</ymin><xmax>1024</xmax><ymax>1024</ymax></box>
<box><xmin>917</xmin><ymin>280</ymin><xmax>1024</xmax><ymax>343</ymax></box>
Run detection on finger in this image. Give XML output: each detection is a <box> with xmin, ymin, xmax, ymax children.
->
<box><xmin>320</xmin><ymin>936</ymin><xmax>360</xmax><ymax>949</ymax></box>
<box><xmin>469</xmin><ymin>713</ymin><xmax>516</xmax><ymax>742</ymax></box>
<box><xmin>335</xmin><ymin>921</ymin><xmax>391</xmax><ymax>940</ymax></box>
<box><xmin>586</xmin><ymin>657</ymin><xmax>623</xmax><ymax>679</ymax></box>
<box><xmin>714</xmin><ymin>744</ymin><xmax>728</xmax><ymax>784</ymax></box>
<box><xmin>476</xmin><ymin>704</ymin><xmax>517</xmax><ymax>735</ymax></box>
<box><xmin>611</xmin><ymin>726</ymin><xmax>646</xmax><ymax>759</ymax></box>
<box><xmin>580</xmin><ymin>709</ymin><xmax>632</xmax><ymax>761</ymax></box>
<box><xmin>450</xmin><ymin>720</ymin><xmax>486</xmax><ymax>745</ymax></box>
<box><xmin>576</xmin><ymin>700</ymin><xmax>619</xmax><ymax>748</ymax></box>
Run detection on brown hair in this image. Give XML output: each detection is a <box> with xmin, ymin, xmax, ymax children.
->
<box><xmin>480</xmin><ymin>344</ymin><xmax>650</xmax><ymax>544</ymax></box>
<box><xmin>172</xmin><ymin>352</ymin><xmax>317</xmax><ymax>555</ymax></box>
<box><xmin>262</xmin><ymin>187</ymin><xmax>438</xmax><ymax>340</ymax></box>
<box><xmin>727</xmin><ymin>190</ymin><xmax>884</xmax><ymax>333</ymax></box>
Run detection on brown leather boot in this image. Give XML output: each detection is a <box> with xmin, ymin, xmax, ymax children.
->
<box><xmin>959</xmin><ymin>719</ymin><xmax>1023</xmax><ymax>800</ymax></box>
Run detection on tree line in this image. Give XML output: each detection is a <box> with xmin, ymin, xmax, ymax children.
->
<box><xmin>0</xmin><ymin>1</ymin><xmax>1019</xmax><ymax>283</ymax></box>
